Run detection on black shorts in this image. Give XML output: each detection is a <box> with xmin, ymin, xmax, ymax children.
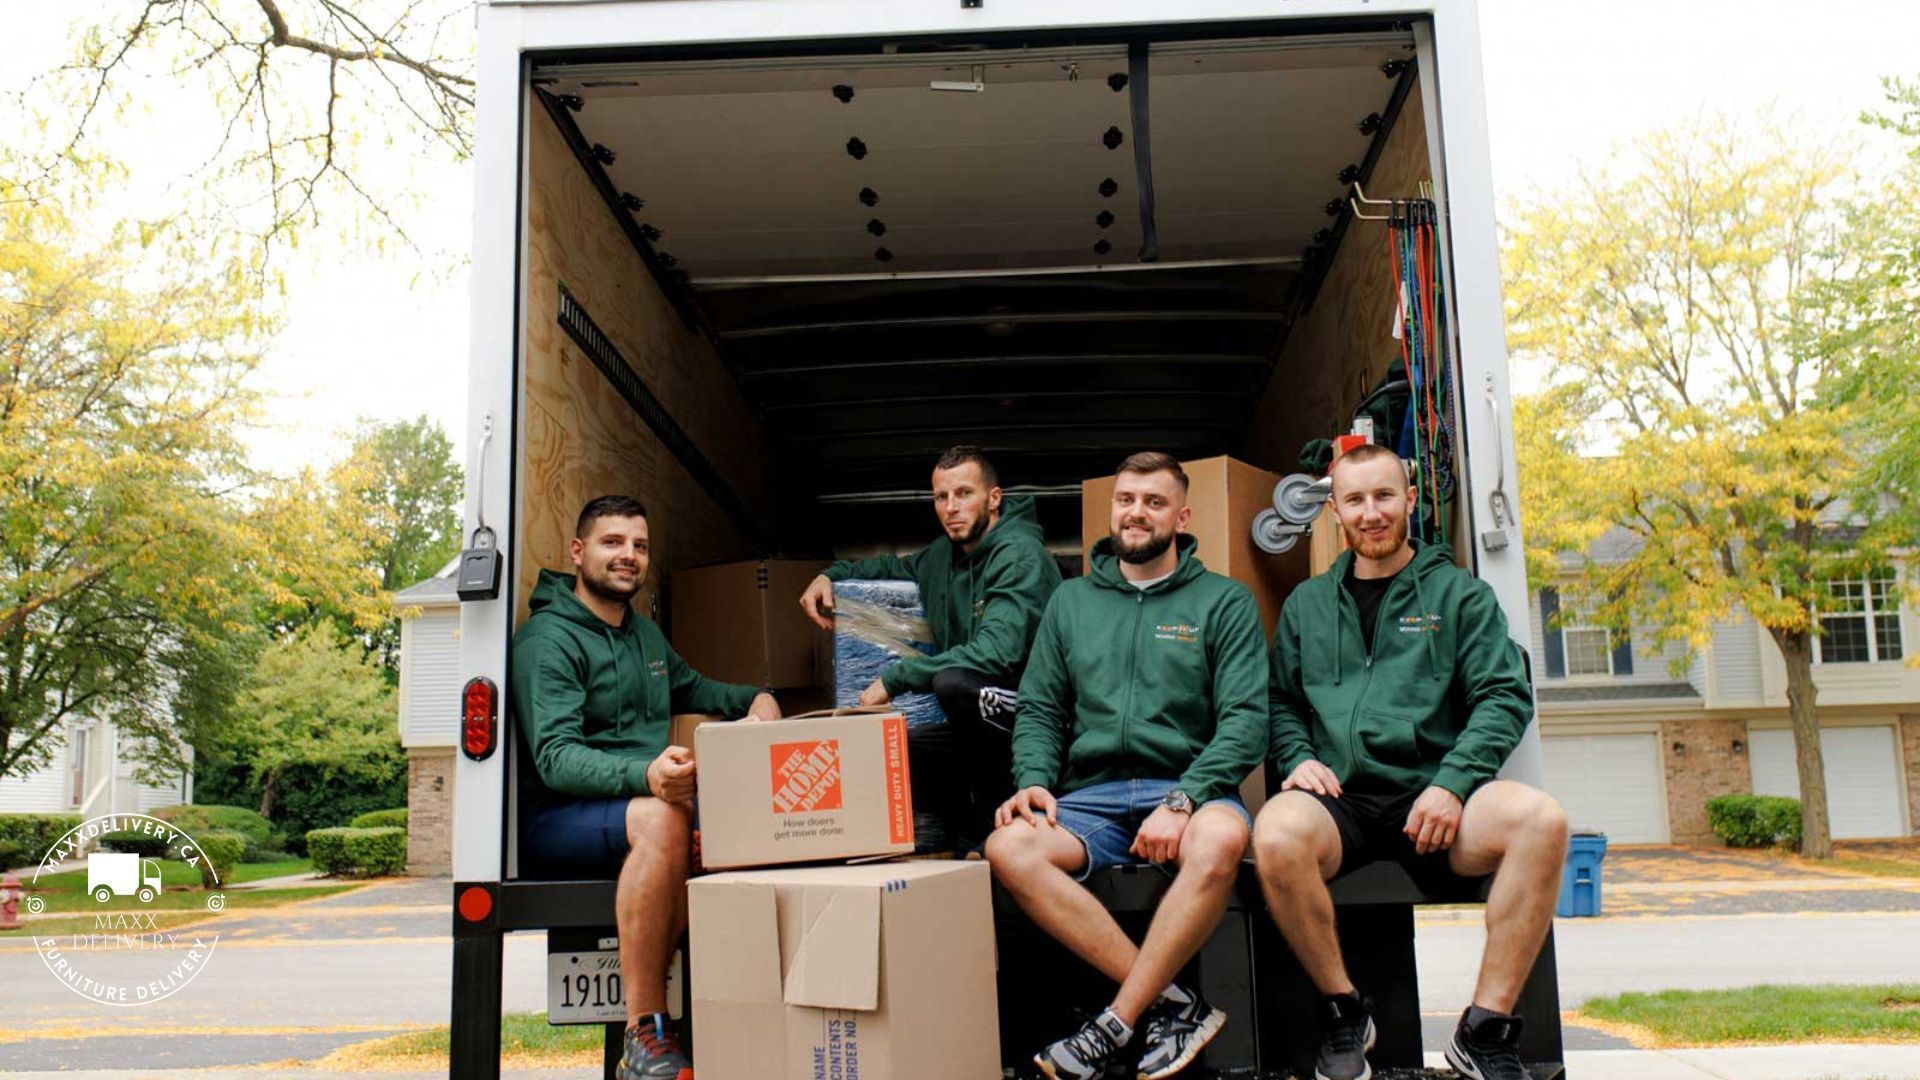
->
<box><xmin>1308</xmin><ymin>789</ymin><xmax>1486</xmax><ymax>893</ymax></box>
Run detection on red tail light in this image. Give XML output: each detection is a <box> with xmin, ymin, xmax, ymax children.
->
<box><xmin>462</xmin><ymin>676</ymin><xmax>498</xmax><ymax>761</ymax></box>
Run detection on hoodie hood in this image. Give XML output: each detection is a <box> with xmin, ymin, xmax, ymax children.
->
<box><xmin>965</xmin><ymin>493</ymin><xmax>1045</xmax><ymax>561</ymax></box>
<box><xmin>1086</xmin><ymin>533</ymin><xmax>1206</xmax><ymax>593</ymax></box>
<box><xmin>527</xmin><ymin>567</ymin><xmax>631</xmax><ymax>633</ymax></box>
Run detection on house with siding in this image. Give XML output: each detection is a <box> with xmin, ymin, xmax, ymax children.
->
<box><xmin>1531</xmin><ymin>531</ymin><xmax>1920</xmax><ymax>845</ymax></box>
<box><xmin>0</xmin><ymin>723</ymin><xmax>192</xmax><ymax>824</ymax></box>
<box><xmin>394</xmin><ymin>569</ymin><xmax>463</xmax><ymax>875</ymax></box>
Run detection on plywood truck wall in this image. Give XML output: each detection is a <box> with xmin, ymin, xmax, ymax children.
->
<box><xmin>1247</xmin><ymin>81</ymin><xmax>1430</xmax><ymax>475</ymax></box>
<box><xmin>519</xmin><ymin>97</ymin><xmax>772</xmax><ymax>625</ymax></box>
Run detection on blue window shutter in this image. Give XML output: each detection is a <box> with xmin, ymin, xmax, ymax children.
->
<box><xmin>1541</xmin><ymin>589</ymin><xmax>1565</xmax><ymax>678</ymax></box>
<box><xmin>1612</xmin><ymin>632</ymin><xmax>1634</xmax><ymax>676</ymax></box>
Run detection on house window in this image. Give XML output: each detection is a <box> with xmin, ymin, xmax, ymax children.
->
<box><xmin>1816</xmin><ymin>572</ymin><xmax>1903</xmax><ymax>664</ymax></box>
<box><xmin>1563</xmin><ymin>625</ymin><xmax>1613</xmax><ymax>676</ymax></box>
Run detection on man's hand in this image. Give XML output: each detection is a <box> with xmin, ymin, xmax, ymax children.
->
<box><xmin>1281</xmin><ymin>759</ymin><xmax>1343</xmax><ymax>798</ymax></box>
<box><xmin>994</xmin><ymin>786</ymin><xmax>1058</xmax><ymax>828</ymax></box>
<box><xmin>799</xmin><ymin>574</ymin><xmax>836</xmax><ymax>631</ymax></box>
<box><xmin>858</xmin><ymin>678</ymin><xmax>892</xmax><ymax>708</ymax></box>
<box><xmin>647</xmin><ymin>746</ymin><xmax>697</xmax><ymax>805</ymax></box>
<box><xmin>1130</xmin><ymin>805</ymin><xmax>1190</xmax><ymax>865</ymax></box>
<box><xmin>1403</xmin><ymin>785</ymin><xmax>1464</xmax><ymax>855</ymax></box>
<box><xmin>743</xmin><ymin>692</ymin><xmax>781</xmax><ymax>722</ymax></box>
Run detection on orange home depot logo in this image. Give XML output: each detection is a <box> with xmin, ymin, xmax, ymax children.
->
<box><xmin>770</xmin><ymin>740</ymin><xmax>843</xmax><ymax>814</ymax></box>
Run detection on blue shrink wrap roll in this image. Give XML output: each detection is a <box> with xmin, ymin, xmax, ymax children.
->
<box><xmin>832</xmin><ymin>579</ymin><xmax>945</xmax><ymax>728</ymax></box>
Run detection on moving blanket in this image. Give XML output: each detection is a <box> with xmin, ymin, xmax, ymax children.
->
<box><xmin>832</xmin><ymin>579</ymin><xmax>944</xmax><ymax>727</ymax></box>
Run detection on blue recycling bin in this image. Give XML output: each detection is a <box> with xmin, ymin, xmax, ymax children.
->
<box><xmin>1556</xmin><ymin>831</ymin><xmax>1608</xmax><ymax>917</ymax></box>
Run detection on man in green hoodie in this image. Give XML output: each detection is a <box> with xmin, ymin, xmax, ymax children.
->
<box><xmin>512</xmin><ymin>495</ymin><xmax>780</xmax><ymax>1080</ymax></box>
<box><xmin>986</xmin><ymin>453</ymin><xmax>1269</xmax><ymax>1080</ymax></box>
<box><xmin>798</xmin><ymin>446</ymin><xmax>1062</xmax><ymax>845</ymax></box>
<box><xmin>1255</xmin><ymin>445</ymin><xmax>1568</xmax><ymax>1080</ymax></box>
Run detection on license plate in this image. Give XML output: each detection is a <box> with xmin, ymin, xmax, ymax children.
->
<box><xmin>546</xmin><ymin>936</ymin><xmax>681</xmax><ymax>1026</ymax></box>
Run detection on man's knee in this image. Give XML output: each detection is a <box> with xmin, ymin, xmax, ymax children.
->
<box><xmin>1180</xmin><ymin>813</ymin><xmax>1249</xmax><ymax>885</ymax></box>
<box><xmin>930</xmin><ymin>667</ymin><xmax>984</xmax><ymax>712</ymax></box>
<box><xmin>984</xmin><ymin>821</ymin><xmax>1067</xmax><ymax>882</ymax></box>
<box><xmin>1470</xmin><ymin>781</ymin><xmax>1569</xmax><ymax>844</ymax></box>
<box><xmin>624</xmin><ymin>796</ymin><xmax>691</xmax><ymax>850</ymax></box>
<box><xmin>1252</xmin><ymin>795</ymin><xmax>1335</xmax><ymax>883</ymax></box>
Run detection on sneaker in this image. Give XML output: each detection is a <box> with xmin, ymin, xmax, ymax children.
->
<box><xmin>1034</xmin><ymin>1009</ymin><xmax>1131</xmax><ymax>1080</ymax></box>
<box><xmin>1313</xmin><ymin>993</ymin><xmax>1376</xmax><ymax>1080</ymax></box>
<box><xmin>1135</xmin><ymin>989</ymin><xmax>1226</xmax><ymax>1080</ymax></box>
<box><xmin>617</xmin><ymin>1013</ymin><xmax>693</xmax><ymax>1080</ymax></box>
<box><xmin>1443</xmin><ymin>1006</ymin><xmax>1528</xmax><ymax>1080</ymax></box>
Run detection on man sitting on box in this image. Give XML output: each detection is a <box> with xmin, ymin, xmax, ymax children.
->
<box><xmin>512</xmin><ymin>495</ymin><xmax>781</xmax><ymax>1080</ymax></box>
<box><xmin>799</xmin><ymin>445</ymin><xmax>1062</xmax><ymax>847</ymax></box>
<box><xmin>986</xmin><ymin>452</ymin><xmax>1269</xmax><ymax>1080</ymax></box>
<box><xmin>1256</xmin><ymin>444</ymin><xmax>1566</xmax><ymax>1080</ymax></box>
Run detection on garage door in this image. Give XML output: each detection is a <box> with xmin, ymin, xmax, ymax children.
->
<box><xmin>1750</xmin><ymin>726</ymin><xmax>1907</xmax><ymax>839</ymax></box>
<box><xmin>1540</xmin><ymin>733</ymin><xmax>1669</xmax><ymax>843</ymax></box>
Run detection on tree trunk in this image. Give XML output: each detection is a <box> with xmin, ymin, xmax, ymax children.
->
<box><xmin>1772</xmin><ymin>629</ymin><xmax>1833</xmax><ymax>859</ymax></box>
<box><xmin>258</xmin><ymin>773</ymin><xmax>278</xmax><ymax>822</ymax></box>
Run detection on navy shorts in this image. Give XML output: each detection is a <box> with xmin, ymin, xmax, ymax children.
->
<box><xmin>521</xmin><ymin>796</ymin><xmax>636</xmax><ymax>879</ymax></box>
<box><xmin>1053</xmin><ymin>779</ymin><xmax>1251</xmax><ymax>882</ymax></box>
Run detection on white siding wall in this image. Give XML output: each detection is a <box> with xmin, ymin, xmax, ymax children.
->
<box><xmin>1530</xmin><ymin>589</ymin><xmax>1694</xmax><ymax>688</ymax></box>
<box><xmin>1709</xmin><ymin>616</ymin><xmax>1766</xmax><ymax>707</ymax></box>
<box><xmin>400</xmin><ymin>607</ymin><xmax>463</xmax><ymax>747</ymax></box>
<box><xmin>0</xmin><ymin>752</ymin><xmax>71</xmax><ymax>814</ymax></box>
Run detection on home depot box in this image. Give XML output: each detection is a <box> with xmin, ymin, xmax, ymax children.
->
<box><xmin>694</xmin><ymin>709</ymin><xmax>914</xmax><ymax>869</ymax></box>
<box><xmin>688</xmin><ymin>861</ymin><xmax>999</xmax><ymax>1080</ymax></box>
<box><xmin>670</xmin><ymin>559</ymin><xmax>831</xmax><ymax>689</ymax></box>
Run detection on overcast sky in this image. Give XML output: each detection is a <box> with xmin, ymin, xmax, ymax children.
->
<box><xmin>6</xmin><ymin>0</ymin><xmax>1917</xmax><ymax>476</ymax></box>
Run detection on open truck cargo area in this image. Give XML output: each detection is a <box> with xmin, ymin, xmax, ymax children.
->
<box><xmin>451</xmin><ymin>2</ymin><xmax>1537</xmax><ymax>1076</ymax></box>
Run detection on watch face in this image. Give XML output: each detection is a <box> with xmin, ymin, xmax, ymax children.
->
<box><xmin>1164</xmin><ymin>790</ymin><xmax>1192</xmax><ymax>812</ymax></box>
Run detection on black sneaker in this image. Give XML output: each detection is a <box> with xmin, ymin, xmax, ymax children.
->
<box><xmin>1313</xmin><ymin>993</ymin><xmax>1377</xmax><ymax>1080</ymax></box>
<box><xmin>1444</xmin><ymin>1006</ymin><xmax>1528</xmax><ymax>1080</ymax></box>
<box><xmin>617</xmin><ymin>1013</ymin><xmax>693</xmax><ymax>1080</ymax></box>
<box><xmin>1135</xmin><ymin>989</ymin><xmax>1226</xmax><ymax>1079</ymax></box>
<box><xmin>1034</xmin><ymin>1009</ymin><xmax>1130</xmax><ymax>1080</ymax></box>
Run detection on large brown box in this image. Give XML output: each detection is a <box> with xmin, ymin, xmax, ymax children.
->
<box><xmin>669</xmin><ymin>559</ymin><xmax>831</xmax><ymax>690</ymax></box>
<box><xmin>694</xmin><ymin>709</ymin><xmax>915</xmax><ymax>870</ymax></box>
<box><xmin>688</xmin><ymin>860</ymin><xmax>1000</xmax><ymax>1080</ymax></box>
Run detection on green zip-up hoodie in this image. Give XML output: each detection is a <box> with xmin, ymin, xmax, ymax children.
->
<box><xmin>1268</xmin><ymin>540</ymin><xmax>1532</xmax><ymax>802</ymax></box>
<box><xmin>823</xmin><ymin>494</ymin><xmax>1062</xmax><ymax>695</ymax></box>
<box><xmin>1011</xmin><ymin>535</ymin><xmax>1269</xmax><ymax>806</ymax></box>
<box><xmin>511</xmin><ymin>568</ymin><xmax>760</xmax><ymax>805</ymax></box>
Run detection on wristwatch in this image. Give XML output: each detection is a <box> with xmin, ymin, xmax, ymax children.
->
<box><xmin>1162</xmin><ymin>789</ymin><xmax>1194</xmax><ymax>814</ymax></box>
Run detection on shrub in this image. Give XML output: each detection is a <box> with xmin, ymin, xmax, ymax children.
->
<box><xmin>306</xmin><ymin>826</ymin><xmax>407</xmax><ymax>877</ymax></box>
<box><xmin>350</xmin><ymin>808</ymin><xmax>408</xmax><ymax>830</ymax></box>
<box><xmin>193</xmin><ymin>758</ymin><xmax>406</xmax><ymax>856</ymax></box>
<box><xmin>192</xmin><ymin>831</ymin><xmax>247</xmax><ymax>887</ymax></box>
<box><xmin>1706</xmin><ymin>794</ymin><xmax>1803</xmax><ymax>849</ymax></box>
<box><xmin>0</xmin><ymin>814</ymin><xmax>83</xmax><ymax>869</ymax></box>
<box><xmin>98</xmin><ymin>830</ymin><xmax>173</xmax><ymax>858</ymax></box>
<box><xmin>154</xmin><ymin>804</ymin><xmax>282</xmax><ymax>860</ymax></box>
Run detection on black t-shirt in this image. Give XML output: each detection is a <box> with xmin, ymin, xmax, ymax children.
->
<box><xmin>1343</xmin><ymin>561</ymin><xmax>1401</xmax><ymax>656</ymax></box>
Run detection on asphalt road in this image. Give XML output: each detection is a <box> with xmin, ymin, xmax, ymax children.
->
<box><xmin>4</xmin><ymin>877</ymin><xmax>1919</xmax><ymax>1072</ymax></box>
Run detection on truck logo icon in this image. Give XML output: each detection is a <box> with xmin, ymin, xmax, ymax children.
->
<box><xmin>87</xmin><ymin>852</ymin><xmax>163</xmax><ymax>904</ymax></box>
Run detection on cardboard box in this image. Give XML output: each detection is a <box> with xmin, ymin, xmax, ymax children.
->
<box><xmin>689</xmin><ymin>861</ymin><xmax>999</xmax><ymax>1080</ymax></box>
<box><xmin>669</xmin><ymin>559</ymin><xmax>831</xmax><ymax>690</ymax></box>
<box><xmin>695</xmin><ymin>709</ymin><xmax>914</xmax><ymax>869</ymax></box>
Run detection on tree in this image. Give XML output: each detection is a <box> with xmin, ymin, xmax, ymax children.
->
<box><xmin>218</xmin><ymin>621</ymin><xmax>400</xmax><ymax>820</ymax></box>
<box><xmin>19</xmin><ymin>1</ymin><xmax>473</xmax><ymax>251</ymax></box>
<box><xmin>1505</xmin><ymin>120</ymin><xmax>1892</xmax><ymax>859</ymax></box>
<box><xmin>339</xmin><ymin>415</ymin><xmax>463</xmax><ymax>672</ymax></box>
<box><xmin>0</xmin><ymin>160</ymin><xmax>385</xmax><ymax>784</ymax></box>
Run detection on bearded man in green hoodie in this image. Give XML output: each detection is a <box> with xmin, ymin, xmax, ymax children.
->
<box><xmin>1256</xmin><ymin>444</ymin><xmax>1568</xmax><ymax>1080</ymax></box>
<box><xmin>986</xmin><ymin>452</ymin><xmax>1270</xmax><ymax>1080</ymax></box>
<box><xmin>512</xmin><ymin>495</ymin><xmax>780</xmax><ymax>1080</ymax></box>
<box><xmin>799</xmin><ymin>446</ymin><xmax>1062</xmax><ymax>847</ymax></box>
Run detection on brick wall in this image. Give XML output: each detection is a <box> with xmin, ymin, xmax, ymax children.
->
<box><xmin>1661</xmin><ymin>717</ymin><xmax>1753</xmax><ymax>845</ymax></box>
<box><xmin>1902</xmin><ymin>714</ymin><xmax>1920</xmax><ymax>836</ymax></box>
<box><xmin>407</xmin><ymin>747</ymin><xmax>455</xmax><ymax>876</ymax></box>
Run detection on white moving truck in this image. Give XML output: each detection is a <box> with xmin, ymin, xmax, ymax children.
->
<box><xmin>448</xmin><ymin>2</ymin><xmax>1546</xmax><ymax>1075</ymax></box>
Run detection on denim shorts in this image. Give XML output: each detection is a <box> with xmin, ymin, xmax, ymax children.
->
<box><xmin>1054</xmin><ymin>779</ymin><xmax>1251</xmax><ymax>882</ymax></box>
<box><xmin>520</xmin><ymin>796</ymin><xmax>634</xmax><ymax>879</ymax></box>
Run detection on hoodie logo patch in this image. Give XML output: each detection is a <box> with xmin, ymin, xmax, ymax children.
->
<box><xmin>1154</xmin><ymin>622</ymin><xmax>1201</xmax><ymax>644</ymax></box>
<box><xmin>1398</xmin><ymin>614</ymin><xmax>1442</xmax><ymax>634</ymax></box>
<box><xmin>648</xmin><ymin>659</ymin><xmax>668</xmax><ymax>677</ymax></box>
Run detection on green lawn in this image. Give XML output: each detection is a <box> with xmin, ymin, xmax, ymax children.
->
<box><xmin>4</xmin><ymin>884</ymin><xmax>361</xmax><ymax>936</ymax></box>
<box><xmin>226</xmin><ymin>856</ymin><xmax>313</xmax><ymax>883</ymax></box>
<box><xmin>1580</xmin><ymin>984</ymin><xmax>1920</xmax><ymax>1045</ymax></box>
<box><xmin>323</xmin><ymin>1012</ymin><xmax>604</xmax><ymax>1068</ymax></box>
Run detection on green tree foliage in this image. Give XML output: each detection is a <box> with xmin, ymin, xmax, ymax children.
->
<box><xmin>1505</xmin><ymin>120</ymin><xmax>1892</xmax><ymax>859</ymax></box>
<box><xmin>217</xmin><ymin>621</ymin><xmax>401</xmax><ymax>820</ymax></box>
<box><xmin>340</xmin><ymin>415</ymin><xmax>463</xmax><ymax>672</ymax></box>
<box><xmin>0</xmin><ymin>163</ymin><xmax>385</xmax><ymax>785</ymax></box>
